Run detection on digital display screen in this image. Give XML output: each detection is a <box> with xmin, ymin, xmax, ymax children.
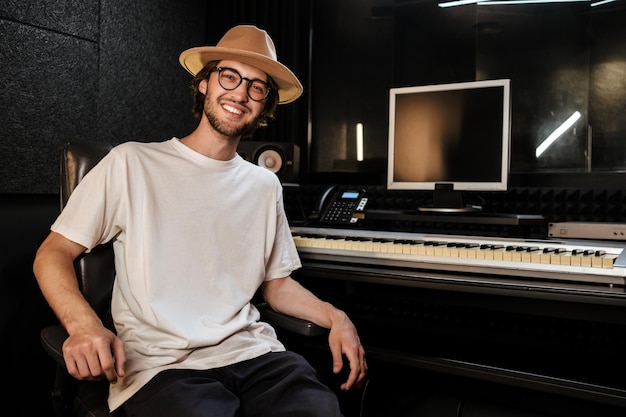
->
<box><xmin>341</xmin><ymin>191</ymin><xmax>360</xmax><ymax>199</ymax></box>
<box><xmin>387</xmin><ymin>79</ymin><xmax>510</xmax><ymax>191</ymax></box>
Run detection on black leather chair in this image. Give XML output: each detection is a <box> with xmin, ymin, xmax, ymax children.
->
<box><xmin>40</xmin><ymin>140</ymin><xmax>328</xmax><ymax>417</ymax></box>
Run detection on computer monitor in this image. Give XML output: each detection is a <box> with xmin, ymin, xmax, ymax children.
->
<box><xmin>387</xmin><ymin>79</ymin><xmax>511</xmax><ymax>212</ymax></box>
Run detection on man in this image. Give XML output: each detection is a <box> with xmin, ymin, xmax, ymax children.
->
<box><xmin>33</xmin><ymin>25</ymin><xmax>367</xmax><ymax>417</ymax></box>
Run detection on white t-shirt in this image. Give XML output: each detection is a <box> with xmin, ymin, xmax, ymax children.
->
<box><xmin>51</xmin><ymin>138</ymin><xmax>302</xmax><ymax>411</ymax></box>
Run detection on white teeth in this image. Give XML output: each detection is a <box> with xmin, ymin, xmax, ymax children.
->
<box><xmin>223</xmin><ymin>104</ymin><xmax>243</xmax><ymax>115</ymax></box>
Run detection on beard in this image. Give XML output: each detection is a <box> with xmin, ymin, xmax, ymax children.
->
<box><xmin>203</xmin><ymin>93</ymin><xmax>259</xmax><ymax>138</ymax></box>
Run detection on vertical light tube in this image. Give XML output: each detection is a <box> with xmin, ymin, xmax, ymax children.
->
<box><xmin>356</xmin><ymin>123</ymin><xmax>364</xmax><ymax>161</ymax></box>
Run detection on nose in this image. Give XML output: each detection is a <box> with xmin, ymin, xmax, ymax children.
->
<box><xmin>230</xmin><ymin>81</ymin><xmax>249</xmax><ymax>101</ymax></box>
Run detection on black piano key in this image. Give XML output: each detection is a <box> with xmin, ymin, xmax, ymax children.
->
<box><xmin>372</xmin><ymin>238</ymin><xmax>392</xmax><ymax>243</ymax></box>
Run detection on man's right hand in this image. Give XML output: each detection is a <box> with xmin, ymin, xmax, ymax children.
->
<box><xmin>63</xmin><ymin>323</ymin><xmax>126</xmax><ymax>383</ymax></box>
<box><xmin>34</xmin><ymin>231</ymin><xmax>127</xmax><ymax>384</ymax></box>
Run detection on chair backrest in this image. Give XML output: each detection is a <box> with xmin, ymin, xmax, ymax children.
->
<box><xmin>61</xmin><ymin>141</ymin><xmax>115</xmax><ymax>327</ymax></box>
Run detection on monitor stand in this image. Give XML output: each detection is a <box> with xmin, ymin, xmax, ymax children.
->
<box><xmin>417</xmin><ymin>183</ymin><xmax>482</xmax><ymax>213</ymax></box>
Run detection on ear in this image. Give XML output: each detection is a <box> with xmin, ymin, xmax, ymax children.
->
<box><xmin>199</xmin><ymin>78</ymin><xmax>209</xmax><ymax>95</ymax></box>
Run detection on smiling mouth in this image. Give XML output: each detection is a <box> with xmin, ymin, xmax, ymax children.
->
<box><xmin>223</xmin><ymin>103</ymin><xmax>244</xmax><ymax>116</ymax></box>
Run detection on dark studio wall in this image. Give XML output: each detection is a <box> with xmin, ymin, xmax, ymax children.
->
<box><xmin>0</xmin><ymin>0</ymin><xmax>207</xmax><ymax>195</ymax></box>
<box><xmin>309</xmin><ymin>0</ymin><xmax>626</xmax><ymax>189</ymax></box>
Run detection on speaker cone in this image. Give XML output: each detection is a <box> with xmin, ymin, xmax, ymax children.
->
<box><xmin>237</xmin><ymin>141</ymin><xmax>299</xmax><ymax>182</ymax></box>
<box><xmin>256</xmin><ymin>149</ymin><xmax>283</xmax><ymax>174</ymax></box>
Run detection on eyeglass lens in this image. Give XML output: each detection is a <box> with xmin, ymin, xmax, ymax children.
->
<box><xmin>216</xmin><ymin>67</ymin><xmax>270</xmax><ymax>101</ymax></box>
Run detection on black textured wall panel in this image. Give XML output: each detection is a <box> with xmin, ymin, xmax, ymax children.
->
<box><xmin>0</xmin><ymin>0</ymin><xmax>98</xmax><ymax>40</ymax></box>
<box><xmin>0</xmin><ymin>0</ymin><xmax>206</xmax><ymax>194</ymax></box>
<box><xmin>0</xmin><ymin>18</ymin><xmax>98</xmax><ymax>193</ymax></box>
<box><xmin>98</xmin><ymin>1</ymin><xmax>205</xmax><ymax>146</ymax></box>
<box><xmin>291</xmin><ymin>185</ymin><xmax>626</xmax><ymax>238</ymax></box>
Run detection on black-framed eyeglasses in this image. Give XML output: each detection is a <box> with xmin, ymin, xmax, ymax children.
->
<box><xmin>211</xmin><ymin>67</ymin><xmax>271</xmax><ymax>102</ymax></box>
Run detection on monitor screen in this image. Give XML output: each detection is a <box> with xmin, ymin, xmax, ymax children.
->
<box><xmin>387</xmin><ymin>79</ymin><xmax>511</xmax><ymax>197</ymax></box>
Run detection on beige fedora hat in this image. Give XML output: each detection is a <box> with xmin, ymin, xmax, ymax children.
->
<box><xmin>179</xmin><ymin>25</ymin><xmax>303</xmax><ymax>104</ymax></box>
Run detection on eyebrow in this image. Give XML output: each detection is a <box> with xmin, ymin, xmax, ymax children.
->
<box><xmin>221</xmin><ymin>63</ymin><xmax>268</xmax><ymax>82</ymax></box>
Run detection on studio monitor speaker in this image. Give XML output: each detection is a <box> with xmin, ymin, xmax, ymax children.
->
<box><xmin>237</xmin><ymin>141</ymin><xmax>300</xmax><ymax>183</ymax></box>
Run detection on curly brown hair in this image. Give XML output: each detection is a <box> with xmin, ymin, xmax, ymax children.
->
<box><xmin>190</xmin><ymin>61</ymin><xmax>279</xmax><ymax>129</ymax></box>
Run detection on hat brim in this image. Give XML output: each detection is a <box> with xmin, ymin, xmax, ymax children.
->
<box><xmin>179</xmin><ymin>46</ymin><xmax>303</xmax><ymax>105</ymax></box>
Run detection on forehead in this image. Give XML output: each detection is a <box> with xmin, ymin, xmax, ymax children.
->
<box><xmin>218</xmin><ymin>60</ymin><xmax>267</xmax><ymax>82</ymax></box>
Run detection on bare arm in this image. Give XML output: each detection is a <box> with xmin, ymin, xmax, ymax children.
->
<box><xmin>261</xmin><ymin>277</ymin><xmax>367</xmax><ymax>390</ymax></box>
<box><xmin>33</xmin><ymin>231</ymin><xmax>125</xmax><ymax>383</ymax></box>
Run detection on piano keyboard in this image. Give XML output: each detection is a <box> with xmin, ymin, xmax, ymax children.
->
<box><xmin>291</xmin><ymin>227</ymin><xmax>626</xmax><ymax>286</ymax></box>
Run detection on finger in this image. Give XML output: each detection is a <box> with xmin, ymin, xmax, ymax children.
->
<box><xmin>356</xmin><ymin>352</ymin><xmax>368</xmax><ymax>387</ymax></box>
<box><xmin>111</xmin><ymin>337</ymin><xmax>126</xmax><ymax>379</ymax></box>
<box><xmin>339</xmin><ymin>351</ymin><xmax>360</xmax><ymax>391</ymax></box>
<box><xmin>64</xmin><ymin>354</ymin><xmax>81</xmax><ymax>379</ymax></box>
<box><xmin>86</xmin><ymin>349</ymin><xmax>106</xmax><ymax>378</ymax></box>
<box><xmin>328</xmin><ymin>339</ymin><xmax>344</xmax><ymax>374</ymax></box>
<box><xmin>342</xmin><ymin>346</ymin><xmax>369</xmax><ymax>390</ymax></box>
<box><xmin>94</xmin><ymin>343</ymin><xmax>120</xmax><ymax>383</ymax></box>
<box><xmin>340</xmin><ymin>360</ymin><xmax>361</xmax><ymax>391</ymax></box>
<box><xmin>70</xmin><ymin>352</ymin><xmax>97</xmax><ymax>379</ymax></box>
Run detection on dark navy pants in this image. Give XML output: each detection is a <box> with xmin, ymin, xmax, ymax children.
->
<box><xmin>122</xmin><ymin>351</ymin><xmax>344</xmax><ymax>417</ymax></box>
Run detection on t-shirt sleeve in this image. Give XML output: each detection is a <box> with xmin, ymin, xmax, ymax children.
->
<box><xmin>51</xmin><ymin>148</ymin><xmax>126</xmax><ymax>251</ymax></box>
<box><xmin>264</xmin><ymin>180</ymin><xmax>302</xmax><ymax>280</ymax></box>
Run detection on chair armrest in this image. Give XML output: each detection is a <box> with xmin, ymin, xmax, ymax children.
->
<box><xmin>257</xmin><ymin>302</ymin><xmax>328</xmax><ymax>337</ymax></box>
<box><xmin>40</xmin><ymin>305</ymin><xmax>327</xmax><ymax>370</ymax></box>
<box><xmin>40</xmin><ymin>325</ymin><xmax>69</xmax><ymax>368</ymax></box>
